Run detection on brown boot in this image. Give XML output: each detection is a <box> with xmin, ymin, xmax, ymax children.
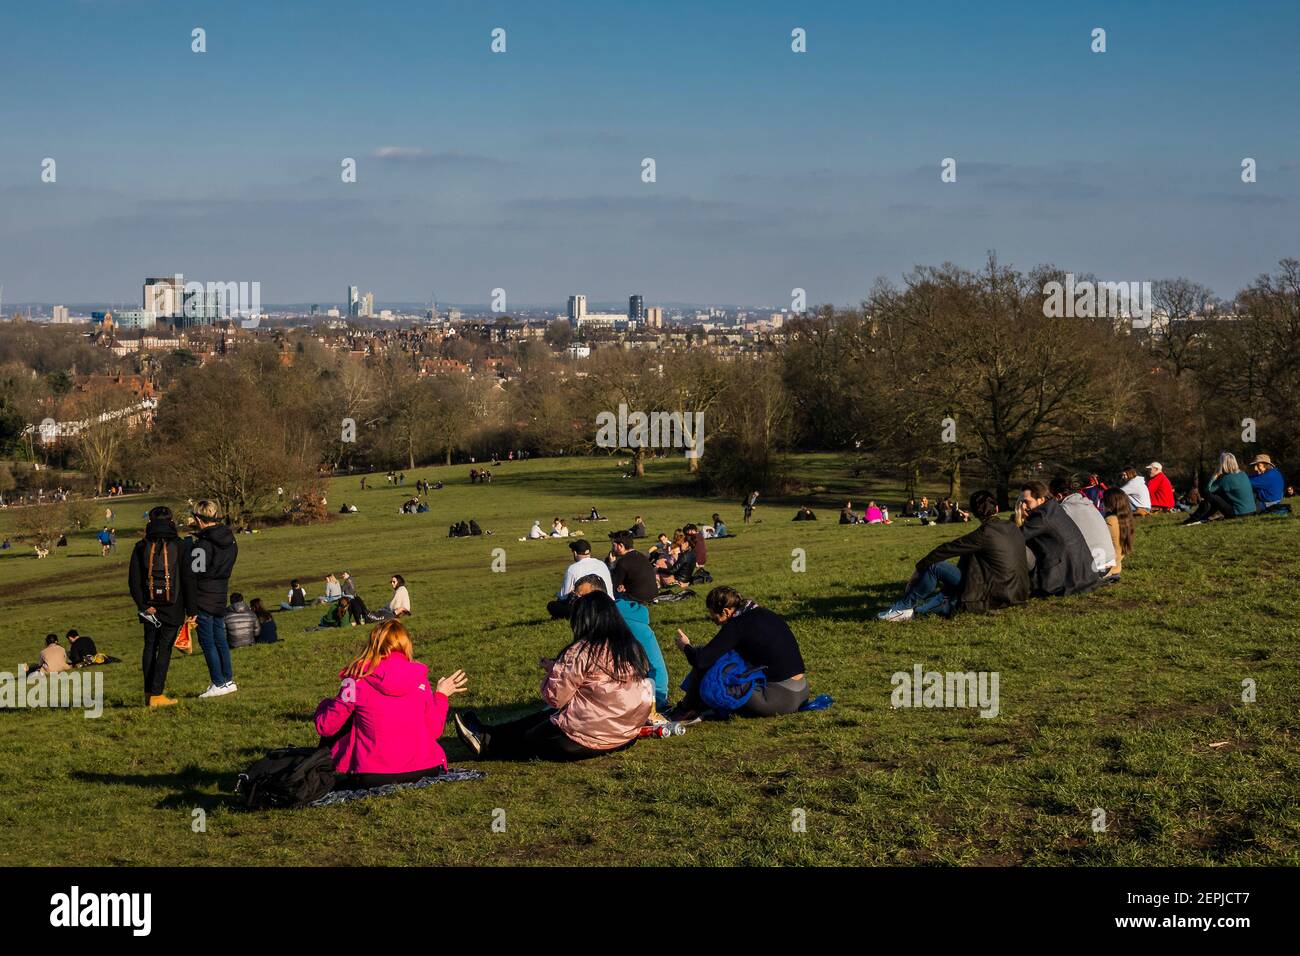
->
<box><xmin>148</xmin><ymin>694</ymin><xmax>179</xmax><ymax>708</ymax></box>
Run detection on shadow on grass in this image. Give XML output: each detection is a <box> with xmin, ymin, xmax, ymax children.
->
<box><xmin>72</xmin><ymin>765</ymin><xmax>235</xmax><ymax>811</ymax></box>
<box><xmin>785</xmin><ymin>586</ymin><xmax>899</xmax><ymax>622</ymax></box>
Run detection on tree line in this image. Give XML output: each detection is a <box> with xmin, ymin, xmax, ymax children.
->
<box><xmin>2</xmin><ymin>255</ymin><xmax>1296</xmax><ymax>522</ymax></box>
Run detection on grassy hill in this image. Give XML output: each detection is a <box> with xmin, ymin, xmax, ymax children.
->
<box><xmin>1</xmin><ymin>454</ymin><xmax>1296</xmax><ymax>866</ymax></box>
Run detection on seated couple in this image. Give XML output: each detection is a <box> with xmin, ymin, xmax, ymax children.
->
<box><xmin>1183</xmin><ymin>451</ymin><xmax>1281</xmax><ymax>524</ymax></box>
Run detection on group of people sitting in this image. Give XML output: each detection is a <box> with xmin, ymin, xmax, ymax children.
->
<box><xmin>26</xmin><ymin>629</ymin><xmax>102</xmax><ymax>674</ymax></box>
<box><xmin>840</xmin><ymin>500</ymin><xmax>891</xmax><ymax>525</ymax></box>
<box><xmin>1082</xmin><ymin>454</ymin><xmax>1289</xmax><ymax>524</ymax></box>
<box><xmin>399</xmin><ymin>497</ymin><xmax>430</xmax><ymax>514</ymax></box>
<box><xmin>877</xmin><ymin>476</ymin><xmax>1141</xmax><ymax>622</ymax></box>
<box><xmin>526</xmin><ymin>517</ymin><xmax>575</xmax><ymax>539</ymax></box>
<box><xmin>899</xmin><ymin>497</ymin><xmax>969</xmax><ymax>524</ymax></box>
<box><xmin>312</xmin><ymin>581</ymin><xmax>812</xmax><ymax>784</ymax></box>
<box><xmin>875</xmin><ymin>452</ymin><xmax>1291</xmax><ymax>622</ymax></box>
<box><xmin>244</xmin><ymin>571</ymin><xmax>413</xmax><ymax>632</ymax></box>
<box><xmin>468</xmin><ymin>468</ymin><xmax>494</xmax><ymax>484</ymax></box>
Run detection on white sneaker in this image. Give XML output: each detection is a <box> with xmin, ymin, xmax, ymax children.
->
<box><xmin>878</xmin><ymin>607</ymin><xmax>914</xmax><ymax>622</ymax></box>
<box><xmin>219</xmin><ymin>682</ymin><xmax>238</xmax><ymax>696</ymax></box>
<box><xmin>198</xmin><ymin>684</ymin><xmax>223</xmax><ymax>698</ymax></box>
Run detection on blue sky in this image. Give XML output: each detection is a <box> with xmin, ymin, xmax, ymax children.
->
<box><xmin>1</xmin><ymin>0</ymin><xmax>1297</xmax><ymax>308</ymax></box>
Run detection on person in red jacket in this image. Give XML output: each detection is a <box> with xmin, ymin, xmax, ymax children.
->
<box><xmin>314</xmin><ymin>620</ymin><xmax>467</xmax><ymax>790</ymax></box>
<box><xmin>1145</xmin><ymin>462</ymin><xmax>1176</xmax><ymax>512</ymax></box>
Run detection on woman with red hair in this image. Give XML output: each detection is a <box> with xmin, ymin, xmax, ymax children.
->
<box><xmin>314</xmin><ymin>620</ymin><xmax>467</xmax><ymax>789</ymax></box>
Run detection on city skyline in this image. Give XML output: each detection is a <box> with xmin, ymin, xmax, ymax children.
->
<box><xmin>1</xmin><ymin>0</ymin><xmax>1297</xmax><ymax>305</ymax></box>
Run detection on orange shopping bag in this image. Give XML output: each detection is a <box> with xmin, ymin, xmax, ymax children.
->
<box><xmin>174</xmin><ymin>619</ymin><xmax>195</xmax><ymax>654</ymax></box>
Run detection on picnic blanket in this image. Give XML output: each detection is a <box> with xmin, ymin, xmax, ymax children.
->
<box><xmin>308</xmin><ymin>768</ymin><xmax>486</xmax><ymax>808</ymax></box>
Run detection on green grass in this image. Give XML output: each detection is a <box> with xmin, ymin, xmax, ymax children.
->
<box><xmin>1</xmin><ymin>454</ymin><xmax>1297</xmax><ymax>866</ymax></box>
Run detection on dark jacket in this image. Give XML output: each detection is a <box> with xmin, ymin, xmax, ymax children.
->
<box><xmin>629</xmin><ymin>521</ymin><xmax>647</xmax><ymax>539</ymax></box>
<box><xmin>183</xmin><ymin>523</ymin><xmax>238</xmax><ymax>617</ymax></box>
<box><xmin>128</xmin><ymin>515</ymin><xmax>193</xmax><ymax>626</ymax></box>
<box><xmin>225</xmin><ymin>600</ymin><xmax>259</xmax><ymax>648</ymax></box>
<box><xmin>611</xmin><ymin>548</ymin><xmax>659</xmax><ymax>605</ymax></box>
<box><xmin>255</xmin><ymin>618</ymin><xmax>278</xmax><ymax>644</ymax></box>
<box><xmin>1020</xmin><ymin>499</ymin><xmax>1102</xmax><ymax>598</ymax></box>
<box><xmin>684</xmin><ymin>604</ymin><xmax>805</xmax><ymax>683</ymax></box>
<box><xmin>68</xmin><ymin>635</ymin><xmax>98</xmax><ymax>666</ymax></box>
<box><xmin>916</xmin><ymin>518</ymin><xmax>1030</xmax><ymax>614</ymax></box>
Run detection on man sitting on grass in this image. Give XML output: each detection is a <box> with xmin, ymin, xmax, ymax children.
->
<box><xmin>608</xmin><ymin>531</ymin><xmax>659</xmax><ymax>605</ymax></box>
<box><xmin>1018</xmin><ymin>480</ymin><xmax>1103</xmax><ymax>597</ymax></box>
<box><xmin>879</xmin><ymin>490</ymin><xmax>1030</xmax><ymax>621</ymax></box>
<box><xmin>547</xmin><ymin>539</ymin><xmax>613</xmax><ymax>619</ymax></box>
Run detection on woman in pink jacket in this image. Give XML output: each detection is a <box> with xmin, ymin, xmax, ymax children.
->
<box><xmin>315</xmin><ymin>620</ymin><xmax>467</xmax><ymax>789</ymax></box>
<box><xmin>454</xmin><ymin>592</ymin><xmax>654</xmax><ymax>761</ymax></box>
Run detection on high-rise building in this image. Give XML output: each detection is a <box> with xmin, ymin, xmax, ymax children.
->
<box><xmin>51</xmin><ymin>305</ymin><xmax>70</xmax><ymax>323</ymax></box>
<box><xmin>144</xmin><ymin>276</ymin><xmax>183</xmax><ymax>317</ymax></box>
<box><xmin>644</xmin><ymin>306</ymin><xmax>664</xmax><ymax>330</ymax></box>
<box><xmin>567</xmin><ymin>294</ymin><xmax>588</xmax><ymax>326</ymax></box>
<box><xmin>628</xmin><ymin>294</ymin><xmax>645</xmax><ymax>324</ymax></box>
<box><xmin>117</xmin><ymin>309</ymin><xmax>159</xmax><ymax>330</ymax></box>
<box><xmin>361</xmin><ymin>292</ymin><xmax>375</xmax><ymax>318</ymax></box>
<box><xmin>348</xmin><ymin>286</ymin><xmax>359</xmax><ymax>317</ymax></box>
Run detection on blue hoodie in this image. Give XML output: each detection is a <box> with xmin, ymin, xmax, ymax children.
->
<box><xmin>615</xmin><ymin>597</ymin><xmax>669</xmax><ymax>709</ymax></box>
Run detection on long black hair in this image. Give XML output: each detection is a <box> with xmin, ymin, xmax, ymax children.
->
<box><xmin>564</xmin><ymin>591</ymin><xmax>648</xmax><ymax>681</ymax></box>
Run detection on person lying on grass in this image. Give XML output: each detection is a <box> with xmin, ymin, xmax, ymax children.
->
<box><xmin>454</xmin><ymin>591</ymin><xmax>653</xmax><ymax>761</ymax></box>
<box><xmin>315</xmin><ymin>620</ymin><xmax>468</xmax><ymax>791</ymax></box>
<box><xmin>669</xmin><ymin>586</ymin><xmax>809</xmax><ymax>721</ymax></box>
<box><xmin>878</xmin><ymin>489</ymin><xmax>1030</xmax><ymax>622</ymax></box>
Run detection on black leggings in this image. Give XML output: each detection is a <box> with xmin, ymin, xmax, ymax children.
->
<box><xmin>1188</xmin><ymin>491</ymin><xmax>1243</xmax><ymax>522</ymax></box>
<box><xmin>480</xmin><ymin>710</ymin><xmax>634</xmax><ymax>762</ymax></box>
<box><xmin>332</xmin><ymin>766</ymin><xmax>444</xmax><ymax>791</ymax></box>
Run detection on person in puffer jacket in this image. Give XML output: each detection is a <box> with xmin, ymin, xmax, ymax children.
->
<box><xmin>183</xmin><ymin>500</ymin><xmax>240</xmax><ymax>698</ymax></box>
<box><xmin>314</xmin><ymin>620</ymin><xmax>467</xmax><ymax>790</ymax></box>
<box><xmin>224</xmin><ymin>593</ymin><xmax>259</xmax><ymax>648</ymax></box>
<box><xmin>453</xmin><ymin>592</ymin><xmax>654</xmax><ymax>761</ymax></box>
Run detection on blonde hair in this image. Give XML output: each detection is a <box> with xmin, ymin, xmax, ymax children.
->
<box><xmin>342</xmin><ymin>620</ymin><xmax>414</xmax><ymax>679</ymax></box>
<box><xmin>1218</xmin><ymin>452</ymin><xmax>1240</xmax><ymax>475</ymax></box>
<box><xmin>192</xmin><ymin>499</ymin><xmax>221</xmax><ymax>522</ymax></box>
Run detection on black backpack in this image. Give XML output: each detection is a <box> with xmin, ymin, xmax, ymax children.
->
<box><xmin>469</xmin><ymin>519</ymin><xmax>483</xmax><ymax>536</ymax></box>
<box><xmin>234</xmin><ymin>746</ymin><xmax>336</xmax><ymax>810</ymax></box>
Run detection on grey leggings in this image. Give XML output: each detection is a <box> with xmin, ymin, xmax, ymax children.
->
<box><xmin>742</xmin><ymin>676</ymin><xmax>810</xmax><ymax>716</ymax></box>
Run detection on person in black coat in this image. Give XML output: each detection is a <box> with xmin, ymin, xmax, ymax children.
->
<box><xmin>183</xmin><ymin>501</ymin><xmax>240</xmax><ymax>697</ymax></box>
<box><xmin>671</xmin><ymin>587</ymin><xmax>809</xmax><ymax>719</ymax></box>
<box><xmin>1018</xmin><ymin>480</ymin><xmax>1103</xmax><ymax>598</ymax></box>
<box><xmin>879</xmin><ymin>490</ymin><xmax>1030</xmax><ymax>621</ymax></box>
<box><xmin>127</xmin><ymin>505</ymin><xmax>194</xmax><ymax>706</ymax></box>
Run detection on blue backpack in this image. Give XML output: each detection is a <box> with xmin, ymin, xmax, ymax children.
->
<box><xmin>697</xmin><ymin>651</ymin><xmax>766</xmax><ymax>711</ymax></box>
